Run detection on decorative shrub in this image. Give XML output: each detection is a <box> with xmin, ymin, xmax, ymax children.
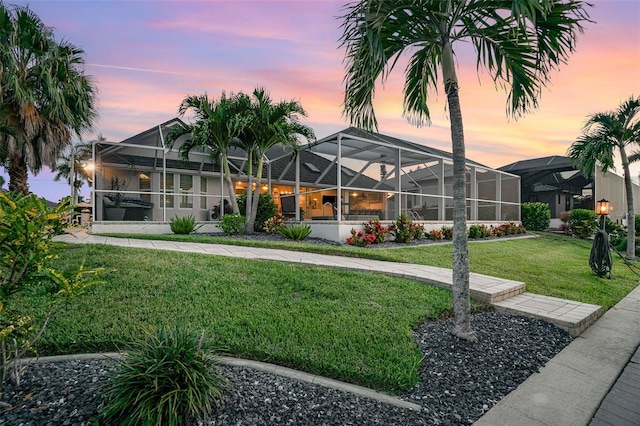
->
<box><xmin>219</xmin><ymin>213</ymin><xmax>245</xmax><ymax>235</ymax></box>
<box><xmin>439</xmin><ymin>226</ymin><xmax>454</xmax><ymax>240</ymax></box>
<box><xmin>388</xmin><ymin>213</ymin><xmax>424</xmax><ymax>243</ymax></box>
<box><xmin>101</xmin><ymin>323</ymin><xmax>226</xmax><ymax>425</ymax></box>
<box><xmin>278</xmin><ymin>224</ymin><xmax>312</xmax><ymax>241</ymax></box>
<box><xmin>560</xmin><ymin>211</ymin><xmax>571</xmax><ymax>234</ymax></box>
<box><xmin>237</xmin><ymin>193</ymin><xmax>277</xmax><ymax>232</ymax></box>
<box><xmin>0</xmin><ymin>193</ymin><xmax>103</xmax><ymax>386</ymax></box>
<box><xmin>569</xmin><ymin>209</ymin><xmax>598</xmax><ymax>239</ymax></box>
<box><xmin>363</xmin><ymin>218</ymin><xmax>388</xmax><ymax>244</ymax></box>
<box><xmin>635</xmin><ymin>215</ymin><xmax>640</xmax><ymax>237</ymax></box>
<box><xmin>606</xmin><ymin>218</ymin><xmax>627</xmax><ymax>251</ymax></box>
<box><xmin>170</xmin><ymin>215</ymin><xmax>202</xmax><ymax>234</ymax></box>
<box><xmin>264</xmin><ymin>214</ymin><xmax>284</xmax><ymax>234</ymax></box>
<box><xmin>468</xmin><ymin>224</ymin><xmax>492</xmax><ymax>239</ymax></box>
<box><xmin>427</xmin><ymin>229</ymin><xmax>443</xmax><ymax>241</ymax></box>
<box><xmin>346</xmin><ymin>228</ymin><xmax>376</xmax><ymax>247</ymax></box>
<box><xmin>491</xmin><ymin>222</ymin><xmax>526</xmax><ymax>237</ymax></box>
<box><xmin>521</xmin><ymin>202</ymin><xmax>551</xmax><ymax>231</ymax></box>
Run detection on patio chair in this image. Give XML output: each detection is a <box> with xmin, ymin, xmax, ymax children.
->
<box><xmin>280</xmin><ymin>195</ymin><xmax>297</xmax><ymax>219</ymax></box>
<box><xmin>409</xmin><ymin>210</ymin><xmax>423</xmax><ymax>221</ymax></box>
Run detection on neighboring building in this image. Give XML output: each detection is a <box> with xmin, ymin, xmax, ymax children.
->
<box><xmin>90</xmin><ymin>121</ymin><xmax>520</xmax><ymax>241</ymax></box>
<box><xmin>499</xmin><ymin>155</ymin><xmax>640</xmax><ymax>224</ymax></box>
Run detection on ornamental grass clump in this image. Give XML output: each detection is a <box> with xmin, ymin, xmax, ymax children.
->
<box><xmin>278</xmin><ymin>223</ymin><xmax>312</xmax><ymax>240</ymax></box>
<box><xmin>169</xmin><ymin>214</ymin><xmax>202</xmax><ymax>234</ymax></box>
<box><xmin>100</xmin><ymin>323</ymin><xmax>226</xmax><ymax>426</ymax></box>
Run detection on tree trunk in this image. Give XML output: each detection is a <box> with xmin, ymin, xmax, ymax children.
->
<box><xmin>247</xmin><ymin>158</ymin><xmax>265</xmax><ymax>232</ymax></box>
<box><xmin>8</xmin><ymin>153</ymin><xmax>30</xmax><ymax>195</ymax></box>
<box><xmin>222</xmin><ymin>154</ymin><xmax>239</xmax><ymax>214</ymax></box>
<box><xmin>442</xmin><ymin>40</ymin><xmax>477</xmax><ymax>342</ymax></box>
<box><xmin>620</xmin><ymin>148</ymin><xmax>635</xmax><ymax>260</ymax></box>
<box><xmin>244</xmin><ymin>152</ymin><xmax>255</xmax><ymax>233</ymax></box>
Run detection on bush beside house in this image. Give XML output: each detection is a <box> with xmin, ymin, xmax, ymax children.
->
<box><xmin>521</xmin><ymin>202</ymin><xmax>551</xmax><ymax>231</ymax></box>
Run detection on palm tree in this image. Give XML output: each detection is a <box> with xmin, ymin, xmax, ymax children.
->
<box><xmin>340</xmin><ymin>0</ymin><xmax>590</xmax><ymax>341</ymax></box>
<box><xmin>0</xmin><ymin>3</ymin><xmax>97</xmax><ymax>195</ymax></box>
<box><xmin>166</xmin><ymin>92</ymin><xmax>252</xmax><ymax>215</ymax></box>
<box><xmin>53</xmin><ymin>140</ymin><xmax>94</xmax><ymax>204</ymax></box>
<box><xmin>568</xmin><ymin>96</ymin><xmax>640</xmax><ymax>260</ymax></box>
<box><xmin>242</xmin><ymin>87</ymin><xmax>315</xmax><ymax>233</ymax></box>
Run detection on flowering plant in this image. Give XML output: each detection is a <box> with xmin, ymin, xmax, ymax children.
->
<box><xmin>491</xmin><ymin>222</ymin><xmax>526</xmax><ymax>237</ymax></box>
<box><xmin>346</xmin><ymin>228</ymin><xmax>377</xmax><ymax>247</ymax></box>
<box><xmin>439</xmin><ymin>226</ymin><xmax>454</xmax><ymax>240</ymax></box>
<box><xmin>388</xmin><ymin>213</ymin><xmax>424</xmax><ymax>243</ymax></box>
<box><xmin>427</xmin><ymin>229</ymin><xmax>443</xmax><ymax>240</ymax></box>
<box><xmin>363</xmin><ymin>218</ymin><xmax>388</xmax><ymax>244</ymax></box>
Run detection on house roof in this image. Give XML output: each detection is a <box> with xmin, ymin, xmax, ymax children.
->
<box><xmin>499</xmin><ymin>155</ymin><xmax>590</xmax><ymax>192</ymax></box>
<box><xmin>265</xmin><ymin>146</ymin><xmax>391</xmax><ymax>190</ymax></box>
<box><xmin>308</xmin><ymin>127</ymin><xmax>489</xmax><ymax>168</ymax></box>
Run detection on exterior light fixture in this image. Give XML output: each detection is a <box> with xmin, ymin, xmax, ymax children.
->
<box><xmin>590</xmin><ymin>198</ymin><xmax>612</xmax><ymax>279</ymax></box>
<box><xmin>596</xmin><ymin>199</ymin><xmax>610</xmax><ymax>216</ymax></box>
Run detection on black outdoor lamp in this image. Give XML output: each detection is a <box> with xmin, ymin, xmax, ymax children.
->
<box><xmin>596</xmin><ymin>198</ymin><xmax>610</xmax><ymax>219</ymax></box>
<box><xmin>590</xmin><ymin>198</ymin><xmax>612</xmax><ymax>278</ymax></box>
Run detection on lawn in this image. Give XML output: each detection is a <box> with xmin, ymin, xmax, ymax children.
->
<box><xmin>15</xmin><ymin>232</ymin><xmax>638</xmax><ymax>393</ymax></box>
<box><xmin>105</xmin><ymin>232</ymin><xmax>640</xmax><ymax>310</ymax></box>
<box><xmin>22</xmin><ymin>243</ymin><xmax>455</xmax><ymax>392</ymax></box>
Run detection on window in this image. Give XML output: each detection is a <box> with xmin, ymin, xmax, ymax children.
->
<box><xmin>161</xmin><ymin>173</ymin><xmax>174</xmax><ymax>208</ymax></box>
<box><xmin>139</xmin><ymin>173</ymin><xmax>151</xmax><ymax>203</ymax></box>
<box><xmin>200</xmin><ymin>176</ymin><xmax>208</xmax><ymax>209</ymax></box>
<box><xmin>179</xmin><ymin>174</ymin><xmax>193</xmax><ymax>208</ymax></box>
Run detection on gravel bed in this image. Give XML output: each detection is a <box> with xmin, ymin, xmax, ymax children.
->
<box><xmin>0</xmin><ymin>311</ymin><xmax>572</xmax><ymax>425</ymax></box>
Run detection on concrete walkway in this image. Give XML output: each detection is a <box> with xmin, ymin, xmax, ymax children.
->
<box><xmin>474</xmin><ymin>284</ymin><xmax>640</xmax><ymax>426</ymax></box>
<box><xmin>54</xmin><ymin>229</ymin><xmax>601</xmax><ymax>336</ymax></box>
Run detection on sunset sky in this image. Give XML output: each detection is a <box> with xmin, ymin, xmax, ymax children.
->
<box><xmin>2</xmin><ymin>0</ymin><xmax>639</xmax><ymax>202</ymax></box>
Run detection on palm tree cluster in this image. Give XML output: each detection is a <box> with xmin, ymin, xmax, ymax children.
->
<box><xmin>52</xmin><ymin>139</ymin><xmax>95</xmax><ymax>204</ymax></box>
<box><xmin>166</xmin><ymin>87</ymin><xmax>315</xmax><ymax>233</ymax></box>
<box><xmin>569</xmin><ymin>95</ymin><xmax>640</xmax><ymax>260</ymax></box>
<box><xmin>0</xmin><ymin>2</ymin><xmax>97</xmax><ymax>195</ymax></box>
<box><xmin>340</xmin><ymin>0</ymin><xmax>590</xmax><ymax>340</ymax></box>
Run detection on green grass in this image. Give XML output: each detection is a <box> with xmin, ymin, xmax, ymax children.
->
<box><xmin>104</xmin><ymin>232</ymin><xmax>640</xmax><ymax>310</ymax></box>
<box><xmin>18</xmin><ymin>232</ymin><xmax>637</xmax><ymax>393</ymax></box>
<box><xmin>21</xmin><ymin>243</ymin><xmax>456</xmax><ymax>392</ymax></box>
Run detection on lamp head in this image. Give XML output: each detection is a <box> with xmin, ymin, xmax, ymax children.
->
<box><xmin>596</xmin><ymin>199</ymin><xmax>610</xmax><ymax>216</ymax></box>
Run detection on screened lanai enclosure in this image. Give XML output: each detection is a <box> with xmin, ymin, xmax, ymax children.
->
<box><xmin>89</xmin><ymin>120</ymin><xmax>520</xmax><ymax>241</ymax></box>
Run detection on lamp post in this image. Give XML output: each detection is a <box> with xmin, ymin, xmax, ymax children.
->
<box><xmin>590</xmin><ymin>198</ymin><xmax>612</xmax><ymax>278</ymax></box>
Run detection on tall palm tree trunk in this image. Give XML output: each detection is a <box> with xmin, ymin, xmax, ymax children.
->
<box><xmin>244</xmin><ymin>151</ymin><xmax>255</xmax><ymax>233</ymax></box>
<box><xmin>442</xmin><ymin>40</ymin><xmax>477</xmax><ymax>342</ymax></box>
<box><xmin>620</xmin><ymin>148</ymin><xmax>635</xmax><ymax>260</ymax></box>
<box><xmin>248</xmin><ymin>158</ymin><xmax>265</xmax><ymax>232</ymax></box>
<box><xmin>8</xmin><ymin>152</ymin><xmax>30</xmax><ymax>195</ymax></box>
<box><xmin>222</xmin><ymin>155</ymin><xmax>239</xmax><ymax>214</ymax></box>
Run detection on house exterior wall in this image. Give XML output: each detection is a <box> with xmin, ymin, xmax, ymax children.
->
<box><xmin>594</xmin><ymin>168</ymin><xmax>640</xmax><ymax>224</ymax></box>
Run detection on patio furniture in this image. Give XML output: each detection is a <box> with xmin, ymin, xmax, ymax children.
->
<box><xmin>280</xmin><ymin>195</ymin><xmax>297</xmax><ymax>219</ymax></box>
